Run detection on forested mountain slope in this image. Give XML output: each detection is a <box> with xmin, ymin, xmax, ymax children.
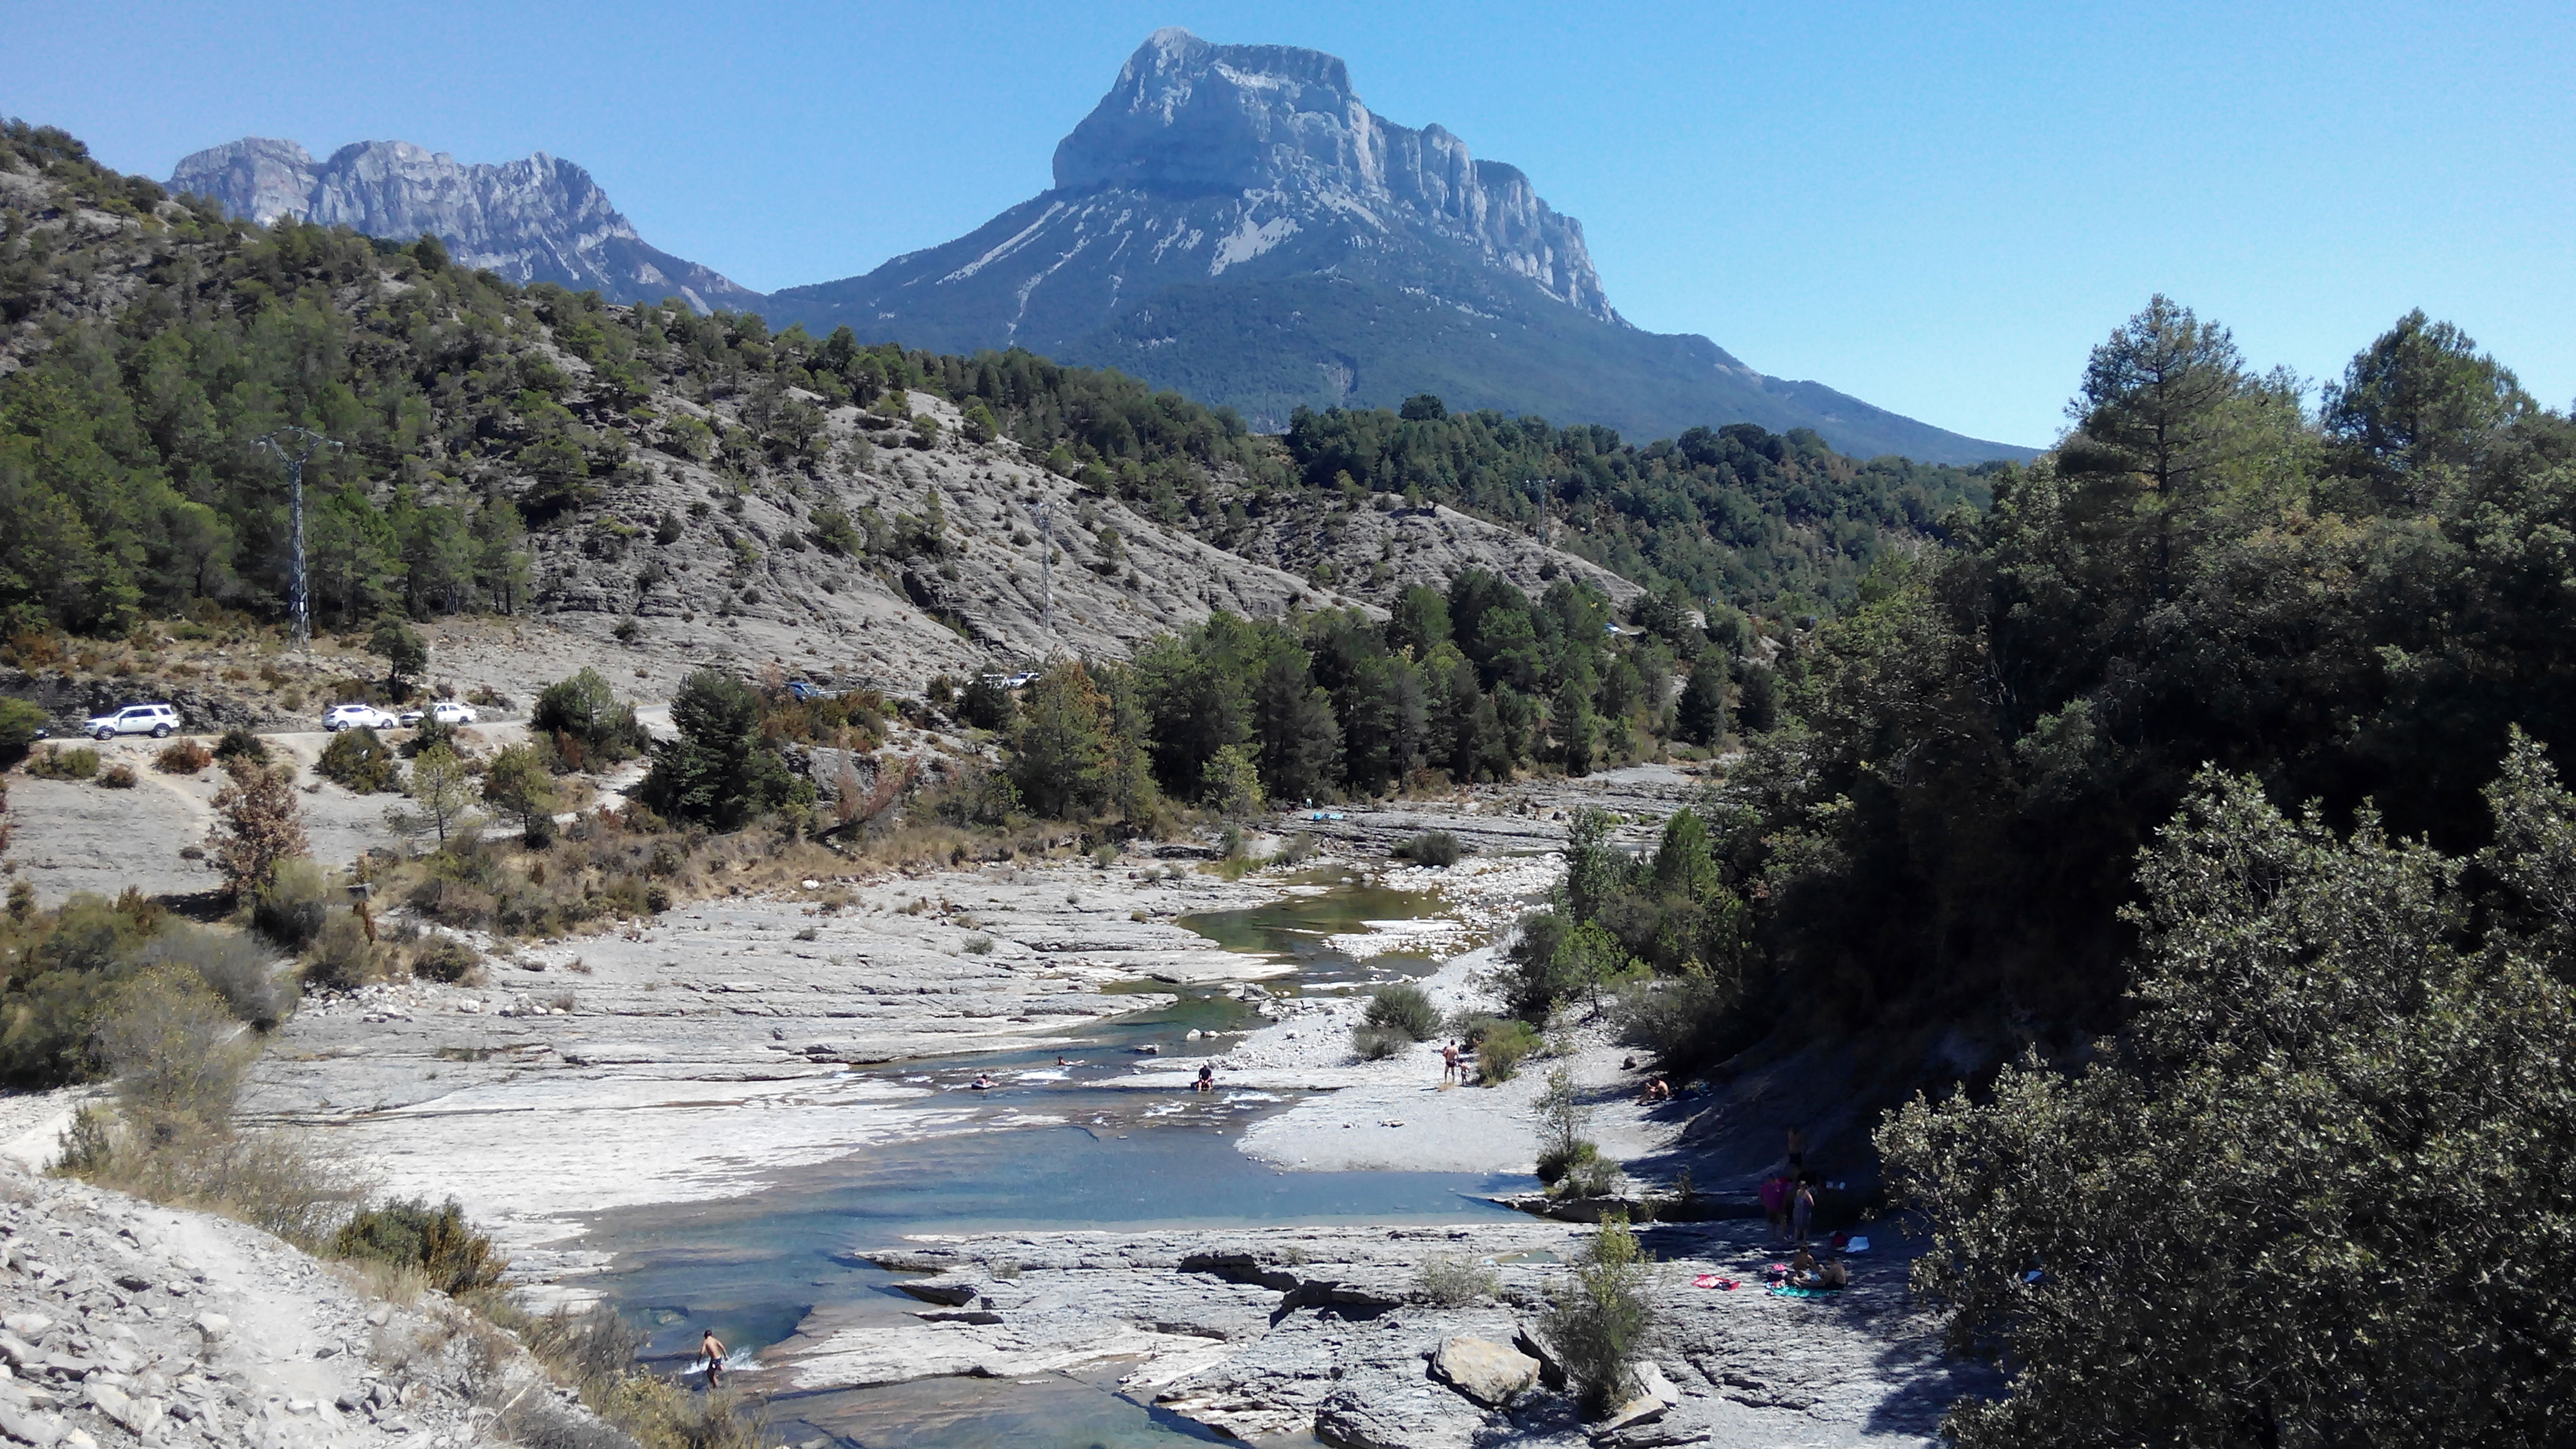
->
<box><xmin>763</xmin><ymin>29</ymin><xmax>2035</xmax><ymax>465</ymax></box>
<box><xmin>0</xmin><ymin>121</ymin><xmax>1335</xmax><ymax>688</ymax></box>
<box><xmin>1</xmin><ymin>120</ymin><xmax>1980</xmax><ymax>675</ymax></box>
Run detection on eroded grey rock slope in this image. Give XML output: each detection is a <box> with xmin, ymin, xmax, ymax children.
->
<box><xmin>167</xmin><ymin>138</ymin><xmax>763</xmax><ymax>312</ymax></box>
<box><xmin>767</xmin><ymin>29</ymin><xmax>2033</xmax><ymax>463</ymax></box>
<box><xmin>0</xmin><ymin>1159</ymin><xmax>610</xmax><ymax>1448</ymax></box>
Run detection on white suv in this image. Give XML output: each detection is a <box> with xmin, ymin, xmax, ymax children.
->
<box><xmin>323</xmin><ymin>703</ymin><xmax>397</xmax><ymax>732</ymax></box>
<box><xmin>84</xmin><ymin>703</ymin><xmax>180</xmax><ymax>740</ymax></box>
<box><xmin>397</xmin><ymin>701</ymin><xmax>480</xmax><ymax>728</ymax></box>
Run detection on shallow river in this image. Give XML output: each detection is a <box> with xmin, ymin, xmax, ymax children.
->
<box><xmin>570</xmin><ymin>874</ymin><xmax>1536</xmax><ymax>1448</ymax></box>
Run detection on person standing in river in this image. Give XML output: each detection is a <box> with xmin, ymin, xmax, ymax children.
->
<box><xmin>700</xmin><ymin>1328</ymin><xmax>727</xmax><ymax>1390</ymax></box>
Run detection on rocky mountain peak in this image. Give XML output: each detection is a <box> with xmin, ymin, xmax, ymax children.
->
<box><xmin>168</xmin><ymin>138</ymin><xmax>762</xmax><ymax>313</ymax></box>
<box><xmin>1049</xmin><ymin>29</ymin><xmax>1612</xmax><ymax>323</ymax></box>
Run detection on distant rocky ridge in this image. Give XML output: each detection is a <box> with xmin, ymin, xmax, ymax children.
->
<box><xmin>765</xmin><ymin>29</ymin><xmax>2033</xmax><ymax>464</ymax></box>
<box><xmin>167</xmin><ymin>138</ymin><xmax>765</xmax><ymax>312</ymax></box>
<box><xmin>158</xmin><ymin>33</ymin><xmax>2031</xmax><ymax>463</ymax></box>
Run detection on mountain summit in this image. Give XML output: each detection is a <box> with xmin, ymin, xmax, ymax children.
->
<box><xmin>167</xmin><ymin>138</ymin><xmax>764</xmax><ymax>312</ymax></box>
<box><xmin>767</xmin><ymin>30</ymin><xmax>2029</xmax><ymax>462</ymax></box>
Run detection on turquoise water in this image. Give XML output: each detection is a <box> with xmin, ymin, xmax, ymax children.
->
<box><xmin>570</xmin><ymin>876</ymin><xmax>1535</xmax><ymax>1448</ymax></box>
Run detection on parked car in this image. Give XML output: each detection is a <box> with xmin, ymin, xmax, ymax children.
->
<box><xmin>396</xmin><ymin>701</ymin><xmax>480</xmax><ymax>728</ymax></box>
<box><xmin>84</xmin><ymin>702</ymin><xmax>181</xmax><ymax>740</ymax></box>
<box><xmin>323</xmin><ymin>703</ymin><xmax>397</xmax><ymax>732</ymax></box>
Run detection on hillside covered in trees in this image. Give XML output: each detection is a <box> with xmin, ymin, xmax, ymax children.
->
<box><xmin>0</xmin><ymin>119</ymin><xmax>1977</xmax><ymax>650</ymax></box>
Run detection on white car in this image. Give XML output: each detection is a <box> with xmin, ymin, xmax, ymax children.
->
<box><xmin>323</xmin><ymin>703</ymin><xmax>397</xmax><ymax>732</ymax></box>
<box><xmin>397</xmin><ymin>701</ymin><xmax>480</xmax><ymax>728</ymax></box>
<box><xmin>84</xmin><ymin>702</ymin><xmax>180</xmax><ymax>740</ymax></box>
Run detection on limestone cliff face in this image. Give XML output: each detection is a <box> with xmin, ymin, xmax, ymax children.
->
<box><xmin>764</xmin><ymin>31</ymin><xmax>2032</xmax><ymax>463</ymax></box>
<box><xmin>1049</xmin><ymin>29</ymin><xmax>1609</xmax><ymax>320</ymax></box>
<box><xmin>168</xmin><ymin>139</ymin><xmax>763</xmax><ymax>312</ymax></box>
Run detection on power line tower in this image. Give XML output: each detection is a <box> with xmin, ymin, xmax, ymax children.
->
<box><xmin>258</xmin><ymin>427</ymin><xmax>341</xmax><ymax>651</ymax></box>
<box><xmin>1035</xmin><ymin>499</ymin><xmax>1056</xmax><ymax>638</ymax></box>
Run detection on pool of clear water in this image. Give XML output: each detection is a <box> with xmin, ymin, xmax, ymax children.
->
<box><xmin>570</xmin><ymin>872</ymin><xmax>1536</xmax><ymax>1448</ymax></box>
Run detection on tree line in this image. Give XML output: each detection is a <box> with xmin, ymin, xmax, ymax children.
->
<box><xmin>968</xmin><ymin>567</ymin><xmax>1711</xmax><ymax>826</ymax></box>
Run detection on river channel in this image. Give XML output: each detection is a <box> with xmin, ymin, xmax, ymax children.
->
<box><xmin>567</xmin><ymin>872</ymin><xmax>1537</xmax><ymax>1448</ymax></box>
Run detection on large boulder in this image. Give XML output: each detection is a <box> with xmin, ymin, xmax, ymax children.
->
<box><xmin>1429</xmin><ymin>1335</ymin><xmax>1539</xmax><ymax>1407</ymax></box>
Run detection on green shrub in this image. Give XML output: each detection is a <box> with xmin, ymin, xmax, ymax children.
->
<box><xmin>0</xmin><ymin>697</ymin><xmax>47</xmax><ymax>768</ymax></box>
<box><xmin>211</xmin><ymin>728</ymin><xmax>269</xmax><ymax>766</ymax></box>
<box><xmin>1477</xmin><ymin>1019</ymin><xmax>1540</xmax><ymax>1084</ymax></box>
<box><xmin>318</xmin><ymin>727</ymin><xmax>398</xmax><ymax>792</ymax></box>
<box><xmin>1351</xmin><ymin>1023</ymin><xmax>1408</xmax><ymax>1060</ymax></box>
<box><xmin>252</xmin><ymin>858</ymin><xmax>334</xmax><ymax>949</ymax></box>
<box><xmin>958</xmin><ymin>671</ymin><xmax>1016</xmax><ymax>731</ymax></box>
<box><xmin>1539</xmin><ymin>1215</ymin><xmax>1659</xmax><ymax>1413</ymax></box>
<box><xmin>1364</xmin><ymin>981</ymin><xmax>1441</xmax><ymax>1041</ymax></box>
<box><xmin>1537</xmin><ymin>1137</ymin><xmax>1602</xmax><ymax>1187</ymax></box>
<box><xmin>1612</xmin><ymin>973</ymin><xmax>1740</xmax><ymax>1077</ymax></box>
<box><xmin>1395</xmin><ymin>830</ymin><xmax>1465</xmax><ymax>867</ymax></box>
<box><xmin>332</xmin><ymin>1197</ymin><xmax>507</xmax><ymax>1298</ymax></box>
<box><xmin>28</xmin><ymin>745</ymin><xmax>99</xmax><ymax>780</ymax></box>
<box><xmin>531</xmin><ymin>667</ymin><xmax>647</xmax><ymax>766</ymax></box>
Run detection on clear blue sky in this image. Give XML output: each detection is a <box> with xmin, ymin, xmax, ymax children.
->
<box><xmin>7</xmin><ymin>1</ymin><xmax>2571</xmax><ymax>448</ymax></box>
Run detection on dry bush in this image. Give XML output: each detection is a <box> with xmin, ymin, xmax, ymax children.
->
<box><xmin>155</xmin><ymin>738</ymin><xmax>213</xmax><ymax>774</ymax></box>
<box><xmin>1417</xmin><ymin>1254</ymin><xmax>1503</xmax><ymax>1307</ymax></box>
<box><xmin>61</xmin><ymin>1108</ymin><xmax>365</xmax><ymax>1248</ymax></box>
<box><xmin>210</xmin><ymin>765</ymin><xmax>311</xmax><ymax>900</ymax></box>
<box><xmin>302</xmin><ymin>911</ymin><xmax>389</xmax><ymax>992</ymax></box>
<box><xmin>408</xmin><ymin>934</ymin><xmax>482</xmax><ymax>984</ymax></box>
<box><xmin>97</xmin><ymin>762</ymin><xmax>137</xmax><ymax>789</ymax></box>
<box><xmin>139</xmin><ymin>925</ymin><xmax>296</xmax><ymax>1028</ymax></box>
<box><xmin>93</xmin><ymin>964</ymin><xmax>257</xmax><ymax>1121</ymax></box>
<box><xmin>1352</xmin><ymin>1024</ymin><xmax>1408</xmax><ymax>1061</ymax></box>
<box><xmin>252</xmin><ymin>857</ymin><xmax>334</xmax><ymax>947</ymax></box>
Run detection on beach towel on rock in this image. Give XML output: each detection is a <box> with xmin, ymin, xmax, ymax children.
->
<box><xmin>1768</xmin><ymin>1284</ymin><xmax>1846</xmax><ymax>1299</ymax></box>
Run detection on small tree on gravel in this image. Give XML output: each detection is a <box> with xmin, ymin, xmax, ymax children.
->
<box><xmin>393</xmin><ymin>744</ymin><xmax>477</xmax><ymax>847</ymax></box>
<box><xmin>1541</xmin><ymin>1214</ymin><xmax>1659</xmax><ymax>1414</ymax></box>
<box><xmin>481</xmin><ymin>742</ymin><xmax>561</xmax><ymax>845</ymax></box>
<box><xmin>205</xmin><ymin>764</ymin><xmax>310</xmax><ymax>900</ymax></box>
<box><xmin>368</xmin><ymin>618</ymin><xmax>429</xmax><ymax>697</ymax></box>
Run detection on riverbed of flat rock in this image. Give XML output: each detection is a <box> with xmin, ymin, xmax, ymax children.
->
<box><xmin>240</xmin><ymin>856</ymin><xmax>1315</xmax><ymax>1258</ymax></box>
<box><xmin>0</xmin><ymin>1161</ymin><xmax>610</xmax><ymax>1449</ymax></box>
<box><xmin>781</xmin><ymin>1217</ymin><xmax>1990</xmax><ymax>1448</ymax></box>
